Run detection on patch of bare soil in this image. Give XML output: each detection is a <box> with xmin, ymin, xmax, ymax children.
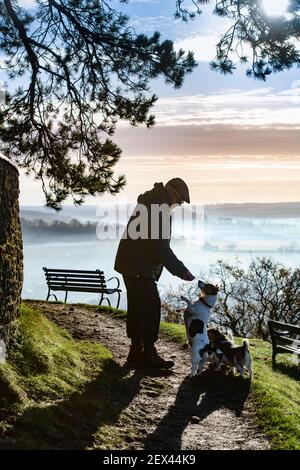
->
<box><xmin>27</xmin><ymin>300</ymin><xmax>269</xmax><ymax>450</ymax></box>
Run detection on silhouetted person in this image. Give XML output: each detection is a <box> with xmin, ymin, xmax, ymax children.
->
<box><xmin>114</xmin><ymin>178</ymin><xmax>195</xmax><ymax>369</ymax></box>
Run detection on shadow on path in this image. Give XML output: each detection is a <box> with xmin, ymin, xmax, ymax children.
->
<box><xmin>144</xmin><ymin>369</ymin><xmax>251</xmax><ymax>450</ymax></box>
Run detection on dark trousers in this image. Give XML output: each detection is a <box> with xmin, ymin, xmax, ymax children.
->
<box><xmin>123</xmin><ymin>275</ymin><xmax>161</xmax><ymax>346</ymax></box>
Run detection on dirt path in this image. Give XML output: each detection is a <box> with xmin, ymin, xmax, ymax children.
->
<box><xmin>28</xmin><ymin>300</ymin><xmax>269</xmax><ymax>450</ymax></box>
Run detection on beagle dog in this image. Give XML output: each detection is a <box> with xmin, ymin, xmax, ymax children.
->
<box><xmin>208</xmin><ymin>328</ymin><xmax>253</xmax><ymax>379</ymax></box>
<box><xmin>181</xmin><ymin>280</ymin><xmax>219</xmax><ymax>377</ymax></box>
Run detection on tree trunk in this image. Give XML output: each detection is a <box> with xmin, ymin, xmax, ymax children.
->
<box><xmin>0</xmin><ymin>153</ymin><xmax>23</xmax><ymax>348</ymax></box>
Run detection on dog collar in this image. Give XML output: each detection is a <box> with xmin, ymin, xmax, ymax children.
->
<box><xmin>200</xmin><ymin>297</ymin><xmax>213</xmax><ymax>309</ymax></box>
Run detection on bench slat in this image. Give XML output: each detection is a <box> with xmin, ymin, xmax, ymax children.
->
<box><xmin>49</xmin><ymin>282</ymin><xmax>106</xmax><ymax>288</ymax></box>
<box><xmin>45</xmin><ymin>273</ymin><xmax>105</xmax><ymax>279</ymax></box>
<box><xmin>45</xmin><ymin>275</ymin><xmax>105</xmax><ymax>281</ymax></box>
<box><xmin>269</xmin><ymin>320</ymin><xmax>300</xmax><ymax>335</ymax></box>
<box><xmin>274</xmin><ymin>336</ymin><xmax>300</xmax><ymax>347</ymax></box>
<box><xmin>49</xmin><ymin>286</ymin><xmax>120</xmax><ymax>293</ymax></box>
<box><xmin>276</xmin><ymin>345</ymin><xmax>300</xmax><ymax>356</ymax></box>
<box><xmin>44</xmin><ymin>268</ymin><xmax>104</xmax><ymax>274</ymax></box>
<box><xmin>47</xmin><ymin>278</ymin><xmax>106</xmax><ymax>284</ymax></box>
<box><xmin>271</xmin><ymin>329</ymin><xmax>290</xmax><ymax>336</ymax></box>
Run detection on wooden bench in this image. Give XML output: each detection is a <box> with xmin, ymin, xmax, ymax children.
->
<box><xmin>268</xmin><ymin>319</ymin><xmax>300</xmax><ymax>370</ymax></box>
<box><xmin>43</xmin><ymin>267</ymin><xmax>122</xmax><ymax>308</ymax></box>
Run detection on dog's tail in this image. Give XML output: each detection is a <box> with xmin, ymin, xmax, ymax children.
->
<box><xmin>180</xmin><ymin>296</ymin><xmax>192</xmax><ymax>310</ymax></box>
<box><xmin>242</xmin><ymin>339</ymin><xmax>250</xmax><ymax>350</ymax></box>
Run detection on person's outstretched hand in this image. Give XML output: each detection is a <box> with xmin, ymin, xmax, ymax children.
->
<box><xmin>183</xmin><ymin>270</ymin><xmax>195</xmax><ymax>281</ymax></box>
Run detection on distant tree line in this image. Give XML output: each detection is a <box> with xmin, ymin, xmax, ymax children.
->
<box><xmin>21</xmin><ymin>217</ymin><xmax>124</xmax><ymax>238</ymax></box>
<box><xmin>163</xmin><ymin>257</ymin><xmax>300</xmax><ymax>339</ymax></box>
<box><xmin>21</xmin><ymin>217</ymin><xmax>97</xmax><ymax>234</ymax></box>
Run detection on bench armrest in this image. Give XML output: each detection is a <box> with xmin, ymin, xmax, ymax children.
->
<box><xmin>106</xmin><ymin>276</ymin><xmax>121</xmax><ymax>290</ymax></box>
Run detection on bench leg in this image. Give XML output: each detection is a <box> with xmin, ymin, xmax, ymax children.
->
<box><xmin>64</xmin><ymin>291</ymin><xmax>68</xmax><ymax>303</ymax></box>
<box><xmin>272</xmin><ymin>351</ymin><xmax>277</xmax><ymax>370</ymax></box>
<box><xmin>47</xmin><ymin>293</ymin><xmax>58</xmax><ymax>302</ymax></box>
<box><xmin>46</xmin><ymin>289</ymin><xmax>58</xmax><ymax>302</ymax></box>
<box><xmin>99</xmin><ymin>294</ymin><xmax>111</xmax><ymax>307</ymax></box>
<box><xmin>100</xmin><ymin>297</ymin><xmax>111</xmax><ymax>307</ymax></box>
<box><xmin>116</xmin><ymin>292</ymin><xmax>120</xmax><ymax>310</ymax></box>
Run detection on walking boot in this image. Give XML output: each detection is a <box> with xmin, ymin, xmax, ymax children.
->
<box><xmin>141</xmin><ymin>346</ymin><xmax>174</xmax><ymax>369</ymax></box>
<box><xmin>126</xmin><ymin>340</ymin><xmax>143</xmax><ymax>365</ymax></box>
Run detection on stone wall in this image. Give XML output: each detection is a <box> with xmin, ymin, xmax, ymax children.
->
<box><xmin>0</xmin><ymin>154</ymin><xmax>23</xmax><ymax>347</ymax></box>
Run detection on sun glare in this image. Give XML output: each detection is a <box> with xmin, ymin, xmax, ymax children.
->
<box><xmin>262</xmin><ymin>0</ymin><xmax>289</xmax><ymax>16</ymax></box>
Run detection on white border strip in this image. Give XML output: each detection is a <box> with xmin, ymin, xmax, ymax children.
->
<box><xmin>0</xmin><ymin>152</ymin><xmax>19</xmax><ymax>173</ymax></box>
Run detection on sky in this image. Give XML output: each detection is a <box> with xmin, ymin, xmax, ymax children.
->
<box><xmin>5</xmin><ymin>0</ymin><xmax>300</xmax><ymax>205</ymax></box>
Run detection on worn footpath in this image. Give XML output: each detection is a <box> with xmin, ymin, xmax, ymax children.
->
<box><xmin>28</xmin><ymin>300</ymin><xmax>269</xmax><ymax>450</ymax></box>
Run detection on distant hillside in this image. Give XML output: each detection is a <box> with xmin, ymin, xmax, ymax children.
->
<box><xmin>21</xmin><ymin>217</ymin><xmax>124</xmax><ymax>243</ymax></box>
<box><xmin>20</xmin><ymin>209</ymin><xmax>69</xmax><ymax>222</ymax></box>
<box><xmin>20</xmin><ymin>205</ymin><xmax>100</xmax><ymax>222</ymax></box>
<box><xmin>205</xmin><ymin>202</ymin><xmax>300</xmax><ymax>219</ymax></box>
<box><xmin>21</xmin><ymin>201</ymin><xmax>300</xmax><ymax>222</ymax></box>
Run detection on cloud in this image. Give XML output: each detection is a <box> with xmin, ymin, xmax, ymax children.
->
<box><xmin>128</xmin><ymin>1</ymin><xmax>230</xmax><ymax>41</ymax></box>
<box><xmin>130</xmin><ymin>15</ymin><xmax>175</xmax><ymax>34</ymax></box>
<box><xmin>116</xmin><ymin>85</ymin><xmax>300</xmax><ymax>130</ymax></box>
<box><xmin>128</xmin><ymin>0</ymin><xmax>159</xmax><ymax>3</ymax></box>
<box><xmin>175</xmin><ymin>34</ymin><xmax>219</xmax><ymax>62</ymax></box>
<box><xmin>148</xmin><ymin>87</ymin><xmax>300</xmax><ymax>128</ymax></box>
<box><xmin>18</xmin><ymin>0</ymin><xmax>36</xmax><ymax>7</ymax></box>
<box><xmin>19</xmin><ymin>124</ymin><xmax>300</xmax><ymax>205</ymax></box>
<box><xmin>115</xmin><ymin>124</ymin><xmax>300</xmax><ymax>158</ymax></box>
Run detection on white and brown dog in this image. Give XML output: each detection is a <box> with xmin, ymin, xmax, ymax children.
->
<box><xmin>181</xmin><ymin>280</ymin><xmax>219</xmax><ymax>377</ymax></box>
<box><xmin>208</xmin><ymin>328</ymin><xmax>253</xmax><ymax>379</ymax></box>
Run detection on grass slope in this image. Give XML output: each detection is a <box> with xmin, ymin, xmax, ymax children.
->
<box><xmin>0</xmin><ymin>304</ymin><xmax>126</xmax><ymax>449</ymax></box>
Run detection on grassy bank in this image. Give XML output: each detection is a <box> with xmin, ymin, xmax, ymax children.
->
<box><xmin>0</xmin><ymin>303</ymin><xmax>126</xmax><ymax>449</ymax></box>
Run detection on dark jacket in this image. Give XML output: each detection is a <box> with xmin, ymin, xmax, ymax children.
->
<box><xmin>114</xmin><ymin>183</ymin><xmax>188</xmax><ymax>281</ymax></box>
